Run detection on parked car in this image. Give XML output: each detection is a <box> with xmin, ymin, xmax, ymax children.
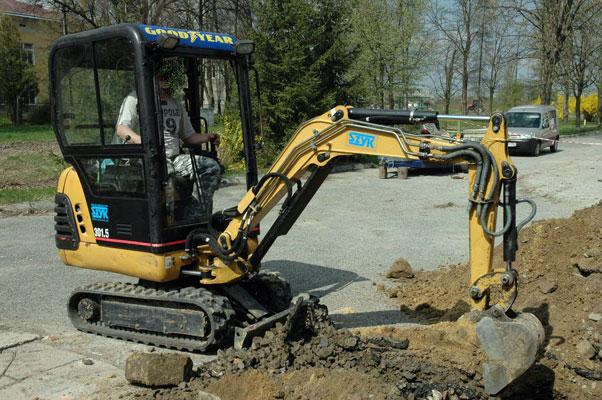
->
<box><xmin>506</xmin><ymin>105</ymin><xmax>559</xmax><ymax>156</ymax></box>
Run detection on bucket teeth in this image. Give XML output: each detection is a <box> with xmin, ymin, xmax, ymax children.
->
<box><xmin>475</xmin><ymin>312</ymin><xmax>545</xmax><ymax>395</ymax></box>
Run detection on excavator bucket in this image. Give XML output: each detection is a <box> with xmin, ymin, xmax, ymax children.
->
<box><xmin>458</xmin><ymin>311</ymin><xmax>545</xmax><ymax>395</ymax></box>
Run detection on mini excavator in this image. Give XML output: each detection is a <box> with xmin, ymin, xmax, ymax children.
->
<box><xmin>50</xmin><ymin>24</ymin><xmax>544</xmax><ymax>395</ymax></box>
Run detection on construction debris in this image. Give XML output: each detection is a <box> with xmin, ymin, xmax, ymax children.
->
<box><xmin>125</xmin><ymin>352</ymin><xmax>193</xmax><ymax>387</ymax></box>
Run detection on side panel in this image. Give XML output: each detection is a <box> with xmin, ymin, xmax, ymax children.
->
<box><xmin>56</xmin><ymin>166</ymin><xmax>188</xmax><ymax>282</ymax></box>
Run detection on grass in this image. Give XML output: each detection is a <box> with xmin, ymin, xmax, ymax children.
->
<box><xmin>558</xmin><ymin>121</ymin><xmax>601</xmax><ymax>136</ymax></box>
<box><xmin>0</xmin><ymin>121</ymin><xmax>64</xmax><ymax>204</ymax></box>
<box><xmin>0</xmin><ymin>187</ymin><xmax>56</xmax><ymax>205</ymax></box>
<box><xmin>0</xmin><ymin>123</ymin><xmax>55</xmax><ymax>142</ymax></box>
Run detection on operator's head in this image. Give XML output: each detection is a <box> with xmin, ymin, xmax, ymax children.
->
<box><xmin>156</xmin><ymin>58</ymin><xmax>186</xmax><ymax>99</ymax></box>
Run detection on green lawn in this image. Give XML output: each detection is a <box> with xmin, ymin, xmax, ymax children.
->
<box><xmin>0</xmin><ymin>123</ymin><xmax>55</xmax><ymax>142</ymax></box>
<box><xmin>558</xmin><ymin>121</ymin><xmax>601</xmax><ymax>136</ymax></box>
<box><xmin>0</xmin><ymin>187</ymin><xmax>56</xmax><ymax>205</ymax></box>
<box><xmin>0</xmin><ymin>123</ymin><xmax>62</xmax><ymax>205</ymax></box>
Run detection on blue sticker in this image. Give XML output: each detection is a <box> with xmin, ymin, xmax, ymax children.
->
<box><xmin>139</xmin><ymin>24</ymin><xmax>237</xmax><ymax>53</ymax></box>
<box><xmin>91</xmin><ymin>203</ymin><xmax>109</xmax><ymax>222</ymax></box>
<box><xmin>348</xmin><ymin>132</ymin><xmax>376</xmax><ymax>149</ymax></box>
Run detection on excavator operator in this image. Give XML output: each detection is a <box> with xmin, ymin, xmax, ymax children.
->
<box><xmin>115</xmin><ymin>59</ymin><xmax>222</xmax><ymax>219</ymax></box>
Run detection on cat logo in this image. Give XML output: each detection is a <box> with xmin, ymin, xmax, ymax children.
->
<box><xmin>348</xmin><ymin>132</ymin><xmax>376</xmax><ymax>149</ymax></box>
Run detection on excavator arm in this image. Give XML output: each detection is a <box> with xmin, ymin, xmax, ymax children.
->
<box><xmin>192</xmin><ymin>105</ymin><xmax>532</xmax><ymax>314</ymax></box>
<box><xmin>188</xmin><ymin>106</ymin><xmax>544</xmax><ymax>395</ymax></box>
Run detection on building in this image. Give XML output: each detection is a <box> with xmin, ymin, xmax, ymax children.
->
<box><xmin>0</xmin><ymin>0</ymin><xmax>61</xmax><ymax>108</ymax></box>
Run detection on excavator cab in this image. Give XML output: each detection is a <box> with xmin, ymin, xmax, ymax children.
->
<box><xmin>50</xmin><ymin>24</ymin><xmax>258</xmax><ymax>257</ymax></box>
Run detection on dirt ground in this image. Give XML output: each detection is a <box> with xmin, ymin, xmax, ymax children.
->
<box><xmin>111</xmin><ymin>201</ymin><xmax>602</xmax><ymax>400</ymax></box>
<box><xmin>380</xmin><ymin>200</ymin><xmax>602</xmax><ymax>399</ymax></box>
<box><xmin>0</xmin><ymin>140</ymin><xmax>63</xmax><ymax>190</ymax></box>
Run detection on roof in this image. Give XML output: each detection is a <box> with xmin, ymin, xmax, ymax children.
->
<box><xmin>507</xmin><ymin>105</ymin><xmax>555</xmax><ymax>113</ymax></box>
<box><xmin>138</xmin><ymin>24</ymin><xmax>237</xmax><ymax>53</ymax></box>
<box><xmin>0</xmin><ymin>0</ymin><xmax>57</xmax><ymax>20</ymax></box>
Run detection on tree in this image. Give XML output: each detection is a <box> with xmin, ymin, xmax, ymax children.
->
<box><xmin>482</xmin><ymin>2</ymin><xmax>516</xmax><ymax>112</ymax></box>
<box><xmin>0</xmin><ymin>17</ymin><xmax>38</xmax><ymax>126</ymax></box>
<box><xmin>508</xmin><ymin>0</ymin><xmax>600</xmax><ymax>104</ymax></box>
<box><xmin>430</xmin><ymin>44</ymin><xmax>458</xmax><ymax>114</ymax></box>
<box><xmin>431</xmin><ymin>0</ymin><xmax>481</xmax><ymax>114</ymax></box>
<box><xmin>251</xmin><ymin>0</ymin><xmax>355</xmax><ymax>151</ymax></box>
<box><xmin>558</xmin><ymin>5</ymin><xmax>601</xmax><ymax>127</ymax></box>
<box><xmin>348</xmin><ymin>0</ymin><xmax>428</xmax><ymax>109</ymax></box>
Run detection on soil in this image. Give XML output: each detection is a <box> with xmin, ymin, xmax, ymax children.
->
<box><xmin>0</xmin><ymin>140</ymin><xmax>62</xmax><ymax>190</ymax></box>
<box><xmin>113</xmin><ymin>202</ymin><xmax>602</xmax><ymax>400</ymax></box>
<box><xmin>381</xmin><ymin>200</ymin><xmax>602</xmax><ymax>399</ymax></box>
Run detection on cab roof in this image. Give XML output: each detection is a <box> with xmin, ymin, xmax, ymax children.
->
<box><xmin>52</xmin><ymin>23</ymin><xmax>238</xmax><ymax>55</ymax></box>
<box><xmin>507</xmin><ymin>105</ymin><xmax>555</xmax><ymax>113</ymax></box>
<box><xmin>138</xmin><ymin>24</ymin><xmax>237</xmax><ymax>53</ymax></box>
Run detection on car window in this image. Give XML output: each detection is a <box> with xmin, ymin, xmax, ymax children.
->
<box><xmin>548</xmin><ymin>111</ymin><xmax>556</xmax><ymax>129</ymax></box>
<box><xmin>507</xmin><ymin>112</ymin><xmax>541</xmax><ymax>128</ymax></box>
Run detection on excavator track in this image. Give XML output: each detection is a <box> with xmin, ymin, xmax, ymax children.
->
<box><xmin>67</xmin><ymin>282</ymin><xmax>235</xmax><ymax>351</ymax></box>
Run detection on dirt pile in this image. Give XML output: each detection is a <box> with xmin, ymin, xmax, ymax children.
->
<box><xmin>115</xmin><ymin>202</ymin><xmax>602</xmax><ymax>400</ymax></box>
<box><xmin>383</xmin><ymin>200</ymin><xmax>602</xmax><ymax>399</ymax></box>
<box><xmin>145</xmin><ymin>301</ymin><xmax>484</xmax><ymax>400</ymax></box>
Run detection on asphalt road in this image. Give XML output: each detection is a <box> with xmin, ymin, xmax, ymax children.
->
<box><xmin>1</xmin><ymin>132</ymin><xmax>601</xmax><ymax>368</ymax></box>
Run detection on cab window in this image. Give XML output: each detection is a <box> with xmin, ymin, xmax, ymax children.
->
<box><xmin>55</xmin><ymin>43</ymin><xmax>99</xmax><ymax>145</ymax></box>
<box><xmin>54</xmin><ymin>37</ymin><xmax>139</xmax><ymax>146</ymax></box>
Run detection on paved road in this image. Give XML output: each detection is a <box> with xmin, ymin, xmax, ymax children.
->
<box><xmin>1</xmin><ymin>132</ymin><xmax>601</xmax><ymax>381</ymax></box>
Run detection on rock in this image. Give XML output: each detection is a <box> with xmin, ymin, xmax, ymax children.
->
<box><xmin>339</xmin><ymin>336</ymin><xmax>359</xmax><ymax>350</ymax></box>
<box><xmin>387</xmin><ymin>257</ymin><xmax>414</xmax><ymax>279</ymax></box>
<box><xmin>598</xmin><ymin>350</ymin><xmax>602</xmax><ymax>360</ymax></box>
<box><xmin>587</xmin><ymin>312</ymin><xmax>601</xmax><ymax>322</ymax></box>
<box><xmin>81</xmin><ymin>358</ymin><xmax>94</xmax><ymax>366</ymax></box>
<box><xmin>125</xmin><ymin>351</ymin><xmax>193</xmax><ymax>387</ymax></box>
<box><xmin>575</xmin><ymin>340</ymin><xmax>597</xmax><ymax>360</ymax></box>
<box><xmin>401</xmin><ymin>371</ymin><xmax>416</xmax><ymax>381</ymax></box>
<box><xmin>233</xmin><ymin>358</ymin><xmax>245</xmax><ymax>370</ymax></box>
<box><xmin>538</xmin><ymin>280</ymin><xmax>557</xmax><ymax>294</ymax></box>
<box><xmin>429</xmin><ymin>389</ymin><xmax>443</xmax><ymax>400</ymax></box>
<box><xmin>197</xmin><ymin>391</ymin><xmax>221</xmax><ymax>400</ymax></box>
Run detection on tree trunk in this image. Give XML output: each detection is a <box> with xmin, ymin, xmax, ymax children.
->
<box><xmin>379</xmin><ymin>63</ymin><xmax>385</xmax><ymax>109</ymax></box>
<box><xmin>476</xmin><ymin>21</ymin><xmax>484</xmax><ymax>105</ymax></box>
<box><xmin>574</xmin><ymin>88</ymin><xmax>582</xmax><ymax>128</ymax></box>
<box><xmin>562</xmin><ymin>84</ymin><xmax>570</xmax><ymax>123</ymax></box>
<box><xmin>462</xmin><ymin>62</ymin><xmax>468</xmax><ymax>114</ymax></box>
<box><xmin>540</xmin><ymin>52</ymin><xmax>554</xmax><ymax>105</ymax></box>
<box><xmin>489</xmin><ymin>87</ymin><xmax>494</xmax><ymax>114</ymax></box>
<box><xmin>598</xmin><ymin>65</ymin><xmax>602</xmax><ymax>126</ymax></box>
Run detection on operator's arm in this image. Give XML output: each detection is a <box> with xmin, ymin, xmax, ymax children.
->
<box><xmin>115</xmin><ymin>92</ymin><xmax>141</xmax><ymax>144</ymax></box>
<box><xmin>182</xmin><ymin>132</ymin><xmax>220</xmax><ymax>146</ymax></box>
<box><xmin>116</xmin><ymin>124</ymin><xmax>141</xmax><ymax>144</ymax></box>
<box><xmin>179</xmin><ymin>103</ymin><xmax>220</xmax><ymax>146</ymax></box>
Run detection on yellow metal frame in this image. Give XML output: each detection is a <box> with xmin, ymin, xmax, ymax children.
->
<box><xmin>57</xmin><ymin>105</ymin><xmax>517</xmax><ymax>312</ymax></box>
<box><xmin>199</xmin><ymin>106</ymin><xmax>516</xmax><ymax>311</ymax></box>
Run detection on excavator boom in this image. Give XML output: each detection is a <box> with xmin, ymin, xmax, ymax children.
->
<box><xmin>189</xmin><ymin>106</ymin><xmax>544</xmax><ymax>394</ymax></box>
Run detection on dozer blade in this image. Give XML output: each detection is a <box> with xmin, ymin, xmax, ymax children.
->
<box><xmin>458</xmin><ymin>310</ymin><xmax>545</xmax><ymax>395</ymax></box>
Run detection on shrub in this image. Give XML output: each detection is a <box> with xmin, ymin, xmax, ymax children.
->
<box><xmin>25</xmin><ymin>103</ymin><xmax>51</xmax><ymax>124</ymax></box>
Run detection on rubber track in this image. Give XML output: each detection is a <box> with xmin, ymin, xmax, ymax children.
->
<box><xmin>68</xmin><ymin>282</ymin><xmax>235</xmax><ymax>352</ymax></box>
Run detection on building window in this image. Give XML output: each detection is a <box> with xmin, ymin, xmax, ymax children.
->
<box><xmin>22</xmin><ymin>43</ymin><xmax>35</xmax><ymax>65</ymax></box>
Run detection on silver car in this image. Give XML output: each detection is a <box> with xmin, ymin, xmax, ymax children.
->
<box><xmin>506</xmin><ymin>105</ymin><xmax>559</xmax><ymax>156</ymax></box>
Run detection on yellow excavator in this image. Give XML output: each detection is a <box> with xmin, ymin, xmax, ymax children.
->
<box><xmin>50</xmin><ymin>24</ymin><xmax>543</xmax><ymax>395</ymax></box>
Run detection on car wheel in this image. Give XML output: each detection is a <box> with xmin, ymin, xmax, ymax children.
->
<box><xmin>550</xmin><ymin>136</ymin><xmax>559</xmax><ymax>153</ymax></box>
<box><xmin>531</xmin><ymin>141</ymin><xmax>541</xmax><ymax>157</ymax></box>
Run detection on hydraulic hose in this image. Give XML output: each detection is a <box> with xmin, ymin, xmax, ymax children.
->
<box><xmin>435</xmin><ymin>142</ymin><xmax>492</xmax><ymax>201</ymax></box>
<box><xmin>480</xmin><ymin>202</ymin><xmax>513</xmax><ymax>237</ymax></box>
<box><xmin>516</xmin><ymin>198</ymin><xmax>537</xmax><ymax>232</ymax></box>
<box><xmin>430</xmin><ymin>149</ymin><xmax>484</xmax><ymax>201</ymax></box>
